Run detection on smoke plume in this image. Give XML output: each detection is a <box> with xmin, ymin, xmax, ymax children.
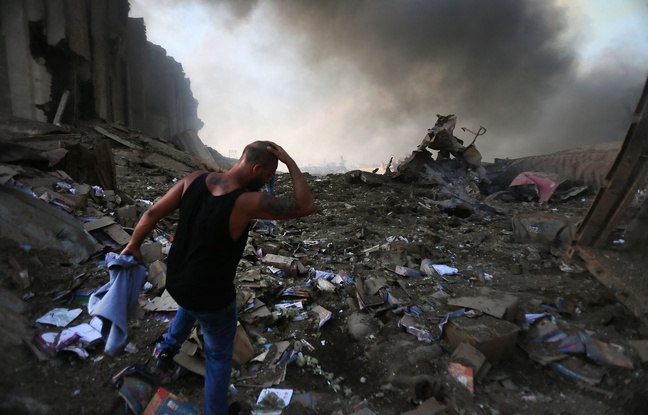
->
<box><xmin>131</xmin><ymin>0</ymin><xmax>647</xmax><ymax>168</ymax></box>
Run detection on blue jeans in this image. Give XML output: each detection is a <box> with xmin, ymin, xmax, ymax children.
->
<box><xmin>160</xmin><ymin>300</ymin><xmax>238</xmax><ymax>415</ymax></box>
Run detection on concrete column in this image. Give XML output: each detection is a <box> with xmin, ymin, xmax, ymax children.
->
<box><xmin>90</xmin><ymin>0</ymin><xmax>110</xmax><ymax>120</ymax></box>
<box><xmin>1</xmin><ymin>1</ymin><xmax>35</xmax><ymax>118</ymax></box>
<box><xmin>46</xmin><ymin>0</ymin><xmax>66</xmax><ymax>47</ymax></box>
<box><xmin>126</xmin><ymin>18</ymin><xmax>147</xmax><ymax>131</ymax></box>
<box><xmin>63</xmin><ymin>0</ymin><xmax>91</xmax><ymax>61</ymax></box>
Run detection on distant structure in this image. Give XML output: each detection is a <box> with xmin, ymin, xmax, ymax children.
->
<box><xmin>303</xmin><ymin>156</ymin><xmax>348</xmax><ymax>175</ymax></box>
<box><xmin>0</xmin><ymin>0</ymin><xmax>203</xmax><ymax>139</ymax></box>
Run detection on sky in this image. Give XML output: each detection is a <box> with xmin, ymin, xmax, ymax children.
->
<box><xmin>129</xmin><ymin>0</ymin><xmax>648</xmax><ymax>171</ymax></box>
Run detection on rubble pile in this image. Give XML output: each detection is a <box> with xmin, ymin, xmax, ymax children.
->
<box><xmin>1</xmin><ymin>121</ymin><xmax>647</xmax><ymax>415</ymax></box>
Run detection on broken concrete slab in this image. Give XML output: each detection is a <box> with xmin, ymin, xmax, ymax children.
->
<box><xmin>444</xmin><ymin>315</ymin><xmax>519</xmax><ymax>362</ymax></box>
<box><xmin>171</xmin><ymin>130</ymin><xmax>216</xmax><ymax>165</ymax></box>
<box><xmin>141</xmin><ymin>152</ymin><xmax>193</xmax><ymax>174</ymax></box>
<box><xmin>0</xmin><ymin>164</ymin><xmax>23</xmax><ymax>184</ymax></box>
<box><xmin>137</xmin><ymin>134</ymin><xmax>208</xmax><ymax>172</ymax></box>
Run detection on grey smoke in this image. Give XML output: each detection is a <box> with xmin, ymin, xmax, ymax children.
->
<box><xmin>261</xmin><ymin>0</ymin><xmax>644</xmax><ymax>157</ymax></box>
<box><xmin>132</xmin><ymin>0</ymin><xmax>647</xmax><ymax>165</ymax></box>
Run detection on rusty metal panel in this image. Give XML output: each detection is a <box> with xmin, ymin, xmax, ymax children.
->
<box><xmin>565</xmin><ymin>77</ymin><xmax>648</xmax><ymax>326</ymax></box>
<box><xmin>571</xmin><ymin>77</ymin><xmax>648</xmax><ymax>249</ymax></box>
<box><xmin>576</xmin><ymin>246</ymin><xmax>648</xmax><ymax>324</ymax></box>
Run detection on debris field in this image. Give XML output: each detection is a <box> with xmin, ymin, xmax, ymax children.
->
<box><xmin>1</xmin><ymin>119</ymin><xmax>647</xmax><ymax>415</ymax></box>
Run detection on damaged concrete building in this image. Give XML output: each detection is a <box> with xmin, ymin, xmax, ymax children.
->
<box><xmin>0</xmin><ymin>0</ymin><xmax>202</xmax><ymax>139</ymax></box>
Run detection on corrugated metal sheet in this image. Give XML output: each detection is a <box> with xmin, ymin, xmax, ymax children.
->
<box><xmin>487</xmin><ymin>141</ymin><xmax>622</xmax><ymax>189</ymax></box>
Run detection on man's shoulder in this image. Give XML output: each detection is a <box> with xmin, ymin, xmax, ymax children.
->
<box><xmin>182</xmin><ymin>170</ymin><xmax>208</xmax><ymax>185</ymax></box>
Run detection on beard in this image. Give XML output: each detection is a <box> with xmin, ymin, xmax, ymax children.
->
<box><xmin>246</xmin><ymin>177</ymin><xmax>265</xmax><ymax>192</ymax></box>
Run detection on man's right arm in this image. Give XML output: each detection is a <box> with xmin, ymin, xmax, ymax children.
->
<box><xmin>120</xmin><ymin>171</ymin><xmax>202</xmax><ymax>261</ymax></box>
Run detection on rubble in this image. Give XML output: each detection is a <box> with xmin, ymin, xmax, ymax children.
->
<box><xmin>1</xmin><ymin>108</ymin><xmax>648</xmax><ymax>414</ymax></box>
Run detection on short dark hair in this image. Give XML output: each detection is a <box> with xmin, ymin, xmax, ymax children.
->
<box><xmin>242</xmin><ymin>141</ymin><xmax>277</xmax><ymax>166</ymax></box>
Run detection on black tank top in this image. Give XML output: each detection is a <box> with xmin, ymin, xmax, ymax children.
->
<box><xmin>166</xmin><ymin>173</ymin><xmax>248</xmax><ymax>311</ymax></box>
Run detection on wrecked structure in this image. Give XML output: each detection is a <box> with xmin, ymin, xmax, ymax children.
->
<box><xmin>0</xmin><ymin>0</ymin><xmax>235</xmax><ymax>186</ymax></box>
<box><xmin>398</xmin><ymin>114</ymin><xmax>489</xmax><ymax>185</ymax></box>
<box><xmin>0</xmin><ymin>0</ymin><xmax>202</xmax><ymax>139</ymax></box>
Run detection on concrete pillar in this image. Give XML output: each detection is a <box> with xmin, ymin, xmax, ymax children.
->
<box><xmin>90</xmin><ymin>0</ymin><xmax>110</xmax><ymax>121</ymax></box>
<box><xmin>108</xmin><ymin>0</ymin><xmax>128</xmax><ymax>124</ymax></box>
<box><xmin>1</xmin><ymin>1</ymin><xmax>36</xmax><ymax>119</ymax></box>
<box><xmin>63</xmin><ymin>0</ymin><xmax>91</xmax><ymax>61</ymax></box>
<box><xmin>46</xmin><ymin>0</ymin><xmax>66</xmax><ymax>47</ymax></box>
<box><xmin>126</xmin><ymin>18</ymin><xmax>147</xmax><ymax>131</ymax></box>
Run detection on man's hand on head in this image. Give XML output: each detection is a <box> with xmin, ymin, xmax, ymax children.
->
<box><xmin>266</xmin><ymin>142</ymin><xmax>293</xmax><ymax>165</ymax></box>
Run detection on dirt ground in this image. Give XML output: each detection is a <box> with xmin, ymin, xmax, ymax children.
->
<box><xmin>1</xmin><ymin>162</ymin><xmax>648</xmax><ymax>415</ymax></box>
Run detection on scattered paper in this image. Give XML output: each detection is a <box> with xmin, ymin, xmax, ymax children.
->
<box><xmin>431</xmin><ymin>264</ymin><xmax>458</xmax><ymax>275</ymax></box>
<box><xmin>36</xmin><ymin>308</ymin><xmax>83</xmax><ymax>327</ymax></box>
<box><xmin>252</xmin><ymin>388</ymin><xmax>293</xmax><ymax>415</ymax></box>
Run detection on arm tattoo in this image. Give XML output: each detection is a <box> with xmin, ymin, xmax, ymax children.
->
<box><xmin>259</xmin><ymin>193</ymin><xmax>300</xmax><ymax>216</ymax></box>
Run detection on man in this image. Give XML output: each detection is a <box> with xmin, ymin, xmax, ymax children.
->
<box><xmin>120</xmin><ymin>141</ymin><xmax>316</xmax><ymax>415</ymax></box>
